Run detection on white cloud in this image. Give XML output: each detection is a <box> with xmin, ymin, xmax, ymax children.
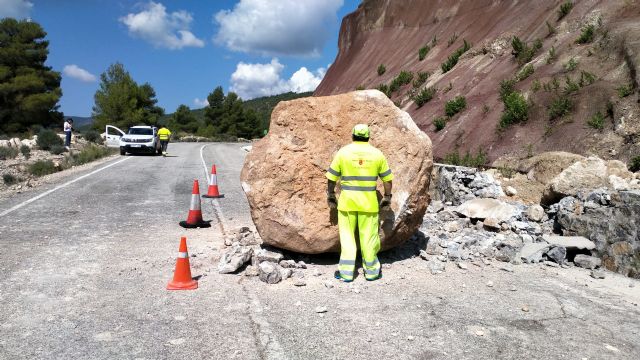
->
<box><xmin>0</xmin><ymin>0</ymin><xmax>32</xmax><ymax>19</ymax></box>
<box><xmin>289</xmin><ymin>67</ymin><xmax>325</xmax><ymax>93</ymax></box>
<box><xmin>193</xmin><ymin>98</ymin><xmax>208</xmax><ymax>108</ymax></box>
<box><xmin>63</xmin><ymin>65</ymin><xmax>97</xmax><ymax>82</ymax></box>
<box><xmin>230</xmin><ymin>58</ymin><xmax>325</xmax><ymax>99</ymax></box>
<box><xmin>214</xmin><ymin>0</ymin><xmax>343</xmax><ymax>57</ymax></box>
<box><xmin>120</xmin><ymin>2</ymin><xmax>204</xmax><ymax>50</ymax></box>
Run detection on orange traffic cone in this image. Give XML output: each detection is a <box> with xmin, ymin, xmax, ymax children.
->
<box><xmin>167</xmin><ymin>236</ymin><xmax>198</xmax><ymax>290</ymax></box>
<box><xmin>202</xmin><ymin>165</ymin><xmax>225</xmax><ymax>198</ymax></box>
<box><xmin>179</xmin><ymin>180</ymin><xmax>211</xmax><ymax>228</ymax></box>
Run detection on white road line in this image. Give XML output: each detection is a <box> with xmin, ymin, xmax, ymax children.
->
<box><xmin>199</xmin><ymin>144</ymin><xmax>228</xmax><ymax>233</ymax></box>
<box><xmin>0</xmin><ymin>157</ymin><xmax>131</xmax><ymax>218</ymax></box>
<box><xmin>200</xmin><ymin>144</ymin><xmax>286</xmax><ymax>360</ymax></box>
<box><xmin>244</xmin><ymin>284</ymin><xmax>289</xmax><ymax>360</ymax></box>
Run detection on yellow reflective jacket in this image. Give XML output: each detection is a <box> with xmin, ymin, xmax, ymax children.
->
<box><xmin>325</xmin><ymin>141</ymin><xmax>393</xmax><ymax>212</ymax></box>
<box><xmin>158</xmin><ymin>127</ymin><xmax>171</xmax><ymax>140</ymax></box>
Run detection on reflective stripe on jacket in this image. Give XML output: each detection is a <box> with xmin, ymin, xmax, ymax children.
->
<box><xmin>158</xmin><ymin>128</ymin><xmax>171</xmax><ymax>140</ymax></box>
<box><xmin>325</xmin><ymin>141</ymin><xmax>393</xmax><ymax>212</ymax></box>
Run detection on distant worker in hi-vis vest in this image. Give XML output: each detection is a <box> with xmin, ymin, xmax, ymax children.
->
<box><xmin>326</xmin><ymin>124</ymin><xmax>393</xmax><ymax>282</ymax></box>
<box><xmin>158</xmin><ymin>126</ymin><xmax>172</xmax><ymax>156</ymax></box>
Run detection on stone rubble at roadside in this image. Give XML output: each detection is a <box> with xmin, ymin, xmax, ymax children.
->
<box><xmin>421</xmin><ymin>163</ymin><xmax>639</xmax><ymax>278</ymax></box>
<box><xmin>218</xmin><ymin>226</ymin><xmax>318</xmax><ymax>285</ymax></box>
<box><xmin>218</xmin><ymin>160</ymin><xmax>639</xmax><ymax>284</ymax></box>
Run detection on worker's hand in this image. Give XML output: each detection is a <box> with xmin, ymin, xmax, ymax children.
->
<box><xmin>380</xmin><ymin>194</ymin><xmax>392</xmax><ymax>210</ymax></box>
<box><xmin>327</xmin><ymin>193</ymin><xmax>337</xmax><ymax>209</ymax></box>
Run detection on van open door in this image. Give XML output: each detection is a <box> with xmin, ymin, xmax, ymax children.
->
<box><xmin>105</xmin><ymin>125</ymin><xmax>125</xmax><ymax>148</ymax></box>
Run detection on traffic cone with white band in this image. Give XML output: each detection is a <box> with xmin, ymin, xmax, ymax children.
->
<box><xmin>179</xmin><ymin>179</ymin><xmax>211</xmax><ymax>228</ymax></box>
<box><xmin>202</xmin><ymin>165</ymin><xmax>224</xmax><ymax>198</ymax></box>
<box><xmin>167</xmin><ymin>236</ymin><xmax>198</xmax><ymax>290</ymax></box>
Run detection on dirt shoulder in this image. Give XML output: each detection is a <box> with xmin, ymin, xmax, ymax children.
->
<box><xmin>0</xmin><ymin>152</ymin><xmax>120</xmax><ymax>202</ymax></box>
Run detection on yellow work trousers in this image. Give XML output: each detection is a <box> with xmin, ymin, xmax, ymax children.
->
<box><xmin>337</xmin><ymin>210</ymin><xmax>381</xmax><ymax>281</ymax></box>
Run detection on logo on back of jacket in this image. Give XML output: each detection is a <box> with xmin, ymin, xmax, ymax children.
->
<box><xmin>352</xmin><ymin>158</ymin><xmax>372</xmax><ymax>168</ymax></box>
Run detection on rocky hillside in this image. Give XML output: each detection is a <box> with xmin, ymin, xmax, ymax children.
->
<box><xmin>315</xmin><ymin>0</ymin><xmax>640</xmax><ymax>164</ymax></box>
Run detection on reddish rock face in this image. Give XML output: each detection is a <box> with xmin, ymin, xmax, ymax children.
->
<box><xmin>316</xmin><ymin>0</ymin><xmax>640</xmax><ymax>163</ymax></box>
<box><xmin>241</xmin><ymin>90</ymin><xmax>433</xmax><ymax>254</ymax></box>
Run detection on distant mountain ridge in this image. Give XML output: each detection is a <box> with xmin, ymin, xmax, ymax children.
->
<box><xmin>67</xmin><ymin>116</ymin><xmax>93</xmax><ymax>127</ymax></box>
<box><xmin>66</xmin><ymin>116</ymin><xmax>94</xmax><ymax>131</ymax></box>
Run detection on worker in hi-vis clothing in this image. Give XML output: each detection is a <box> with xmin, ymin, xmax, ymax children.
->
<box><xmin>158</xmin><ymin>126</ymin><xmax>171</xmax><ymax>156</ymax></box>
<box><xmin>326</xmin><ymin>124</ymin><xmax>393</xmax><ymax>282</ymax></box>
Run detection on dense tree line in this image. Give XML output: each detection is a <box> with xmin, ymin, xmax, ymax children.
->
<box><xmin>167</xmin><ymin>86</ymin><xmax>262</xmax><ymax>140</ymax></box>
<box><xmin>164</xmin><ymin>91</ymin><xmax>312</xmax><ymax>139</ymax></box>
<box><xmin>202</xmin><ymin>86</ymin><xmax>260</xmax><ymax>139</ymax></box>
<box><xmin>0</xmin><ymin>18</ymin><xmax>62</xmax><ymax>135</ymax></box>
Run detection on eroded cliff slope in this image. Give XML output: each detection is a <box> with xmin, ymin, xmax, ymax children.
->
<box><xmin>316</xmin><ymin>0</ymin><xmax>640</xmax><ymax>164</ymax></box>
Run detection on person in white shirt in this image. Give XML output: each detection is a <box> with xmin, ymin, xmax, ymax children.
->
<box><xmin>63</xmin><ymin>118</ymin><xmax>73</xmax><ymax>147</ymax></box>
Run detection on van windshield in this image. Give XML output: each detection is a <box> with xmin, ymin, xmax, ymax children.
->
<box><xmin>128</xmin><ymin>128</ymin><xmax>153</xmax><ymax>135</ymax></box>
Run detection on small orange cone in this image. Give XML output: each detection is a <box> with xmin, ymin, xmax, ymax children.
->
<box><xmin>202</xmin><ymin>165</ymin><xmax>224</xmax><ymax>199</ymax></box>
<box><xmin>167</xmin><ymin>236</ymin><xmax>198</xmax><ymax>290</ymax></box>
<box><xmin>179</xmin><ymin>180</ymin><xmax>211</xmax><ymax>228</ymax></box>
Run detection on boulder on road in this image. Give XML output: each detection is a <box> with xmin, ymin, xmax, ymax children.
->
<box><xmin>455</xmin><ymin>198</ymin><xmax>517</xmax><ymax>223</ymax></box>
<box><xmin>241</xmin><ymin>90</ymin><xmax>433</xmax><ymax>254</ymax></box>
<box><xmin>546</xmin><ymin>246</ymin><xmax>567</xmax><ymax>264</ymax></box>
<box><xmin>519</xmin><ymin>243</ymin><xmax>550</xmax><ymax>263</ymax></box>
<box><xmin>542</xmin><ymin>235</ymin><xmax>595</xmax><ymax>250</ymax></box>
<box><xmin>574</xmin><ymin>254</ymin><xmax>602</xmax><ymax>269</ymax></box>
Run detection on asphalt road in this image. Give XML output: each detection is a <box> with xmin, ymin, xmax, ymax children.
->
<box><xmin>0</xmin><ymin>142</ymin><xmax>639</xmax><ymax>360</ymax></box>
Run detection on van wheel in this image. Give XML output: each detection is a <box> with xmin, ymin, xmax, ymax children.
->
<box><xmin>120</xmin><ymin>147</ymin><xmax>126</xmax><ymax>155</ymax></box>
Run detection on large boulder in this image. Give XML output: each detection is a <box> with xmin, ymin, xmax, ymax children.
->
<box><xmin>241</xmin><ymin>90</ymin><xmax>433</xmax><ymax>254</ymax></box>
<box><xmin>542</xmin><ymin>235</ymin><xmax>595</xmax><ymax>250</ymax></box>
<box><xmin>20</xmin><ymin>138</ymin><xmax>36</xmax><ymax>149</ymax></box>
<box><xmin>515</xmin><ymin>151</ymin><xmax>585</xmax><ymax>185</ymax></box>
<box><xmin>455</xmin><ymin>198</ymin><xmax>518</xmax><ymax>223</ymax></box>
<box><xmin>544</xmin><ymin>157</ymin><xmax>638</xmax><ymax>203</ymax></box>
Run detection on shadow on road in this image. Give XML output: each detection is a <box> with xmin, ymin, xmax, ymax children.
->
<box><xmin>274</xmin><ymin>230</ymin><xmax>429</xmax><ymax>273</ymax></box>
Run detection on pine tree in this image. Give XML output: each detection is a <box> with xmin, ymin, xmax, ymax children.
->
<box><xmin>0</xmin><ymin>18</ymin><xmax>62</xmax><ymax>134</ymax></box>
<box><xmin>169</xmin><ymin>104</ymin><xmax>198</xmax><ymax>133</ymax></box>
<box><xmin>204</xmin><ymin>86</ymin><xmax>225</xmax><ymax>125</ymax></box>
<box><xmin>92</xmin><ymin>63</ymin><xmax>163</xmax><ymax>130</ymax></box>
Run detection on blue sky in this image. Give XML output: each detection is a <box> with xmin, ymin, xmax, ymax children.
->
<box><xmin>1</xmin><ymin>0</ymin><xmax>360</xmax><ymax>116</ymax></box>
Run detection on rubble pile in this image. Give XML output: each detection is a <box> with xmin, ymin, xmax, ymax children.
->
<box><xmin>217</xmin><ymin>227</ymin><xmax>310</xmax><ymax>285</ymax></box>
<box><xmin>226</xmin><ymin>153</ymin><xmax>638</xmax><ymax>281</ymax></box>
<box><xmin>434</xmin><ymin>165</ymin><xmax>505</xmax><ymax>205</ymax></box>
<box><xmin>421</xmin><ymin>163</ymin><xmax>640</xmax><ymax>278</ymax></box>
